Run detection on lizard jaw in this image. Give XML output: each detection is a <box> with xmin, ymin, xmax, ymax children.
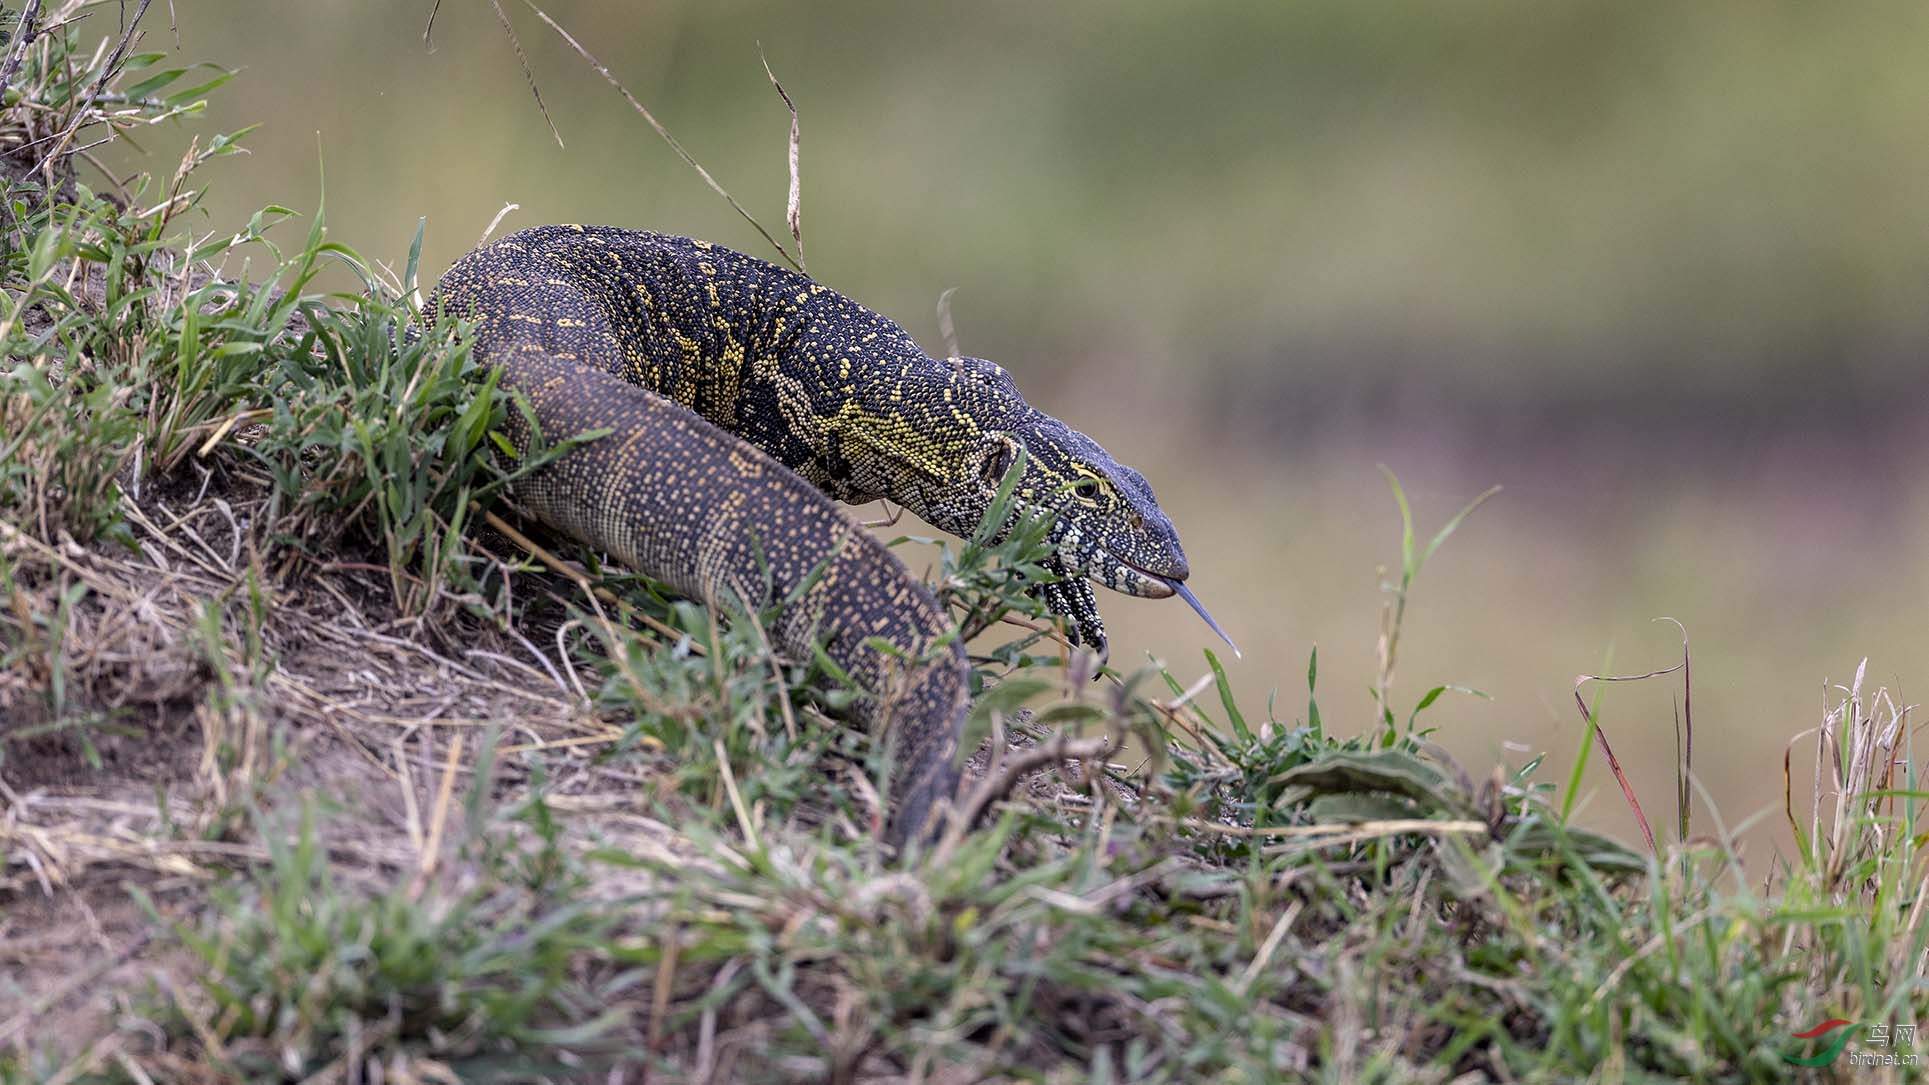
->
<box><xmin>1096</xmin><ymin>546</ymin><xmax>1242</xmax><ymax>660</ymax></box>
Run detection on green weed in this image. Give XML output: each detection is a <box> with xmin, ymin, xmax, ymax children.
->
<box><xmin>138</xmin><ymin>795</ymin><xmax>626</xmax><ymax>1078</ymax></box>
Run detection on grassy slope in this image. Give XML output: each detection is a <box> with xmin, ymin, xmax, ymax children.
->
<box><xmin>2</xmin><ymin>7</ymin><xmax>1926</xmax><ymax>1082</ymax></box>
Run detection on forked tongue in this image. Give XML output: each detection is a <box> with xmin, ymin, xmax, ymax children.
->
<box><xmin>1171</xmin><ymin>581</ymin><xmax>1241</xmax><ymax>659</ymax></box>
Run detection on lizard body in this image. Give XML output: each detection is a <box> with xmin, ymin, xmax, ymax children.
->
<box><xmin>431</xmin><ymin>225</ymin><xmax>1212</xmax><ymax>840</ymax></box>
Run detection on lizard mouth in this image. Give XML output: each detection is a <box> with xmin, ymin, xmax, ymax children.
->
<box><xmin>1128</xmin><ymin>565</ymin><xmax>1179</xmax><ymax>599</ymax></box>
<box><xmin>1094</xmin><ymin>547</ymin><xmax>1177</xmax><ymax>598</ymax></box>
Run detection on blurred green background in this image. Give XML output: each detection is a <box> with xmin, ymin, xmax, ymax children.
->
<box><xmin>126</xmin><ymin>2</ymin><xmax>1929</xmax><ymax>853</ymax></box>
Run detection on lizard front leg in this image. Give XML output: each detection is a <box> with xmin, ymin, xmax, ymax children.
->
<box><xmin>1033</xmin><ymin>560</ymin><xmax>1108</xmax><ymax>665</ymax></box>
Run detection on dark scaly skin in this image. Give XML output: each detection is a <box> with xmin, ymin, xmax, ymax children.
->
<box><xmin>429</xmin><ymin>225</ymin><xmax>1200</xmax><ymax>841</ymax></box>
<box><xmin>434</xmin><ymin>225</ymin><xmax>1195</xmax><ymax>658</ymax></box>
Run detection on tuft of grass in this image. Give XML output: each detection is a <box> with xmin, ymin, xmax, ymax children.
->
<box><xmin>588</xmin><ymin>588</ymin><xmax>875</xmax><ymax>838</ymax></box>
<box><xmin>134</xmin><ymin>792</ymin><xmax>629</xmax><ymax>1078</ymax></box>
<box><xmin>1371</xmin><ymin>466</ymin><xmax>1499</xmax><ymax>744</ymax></box>
<box><xmin>0</xmin><ymin>547</ymin><xmax>118</xmax><ymax>756</ymax></box>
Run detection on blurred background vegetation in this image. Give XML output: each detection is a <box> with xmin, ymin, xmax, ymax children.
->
<box><xmin>126</xmin><ymin>1</ymin><xmax>1929</xmax><ymax>854</ymax></box>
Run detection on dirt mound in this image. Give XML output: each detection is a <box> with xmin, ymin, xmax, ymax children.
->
<box><xmin>0</xmin><ymin>458</ymin><xmax>626</xmax><ymax>1058</ymax></box>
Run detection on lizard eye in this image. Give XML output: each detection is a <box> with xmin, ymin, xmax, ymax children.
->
<box><xmin>1074</xmin><ymin>479</ymin><xmax>1101</xmax><ymax>500</ymax></box>
<box><xmin>982</xmin><ymin>439</ymin><xmax>1016</xmax><ymax>486</ymax></box>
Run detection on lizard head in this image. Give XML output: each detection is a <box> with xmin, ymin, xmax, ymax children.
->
<box><xmin>930</xmin><ymin>357</ymin><xmax>1238</xmax><ymax>654</ymax></box>
<box><xmin>974</xmin><ymin>416</ymin><xmax>1188</xmax><ymax>597</ymax></box>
